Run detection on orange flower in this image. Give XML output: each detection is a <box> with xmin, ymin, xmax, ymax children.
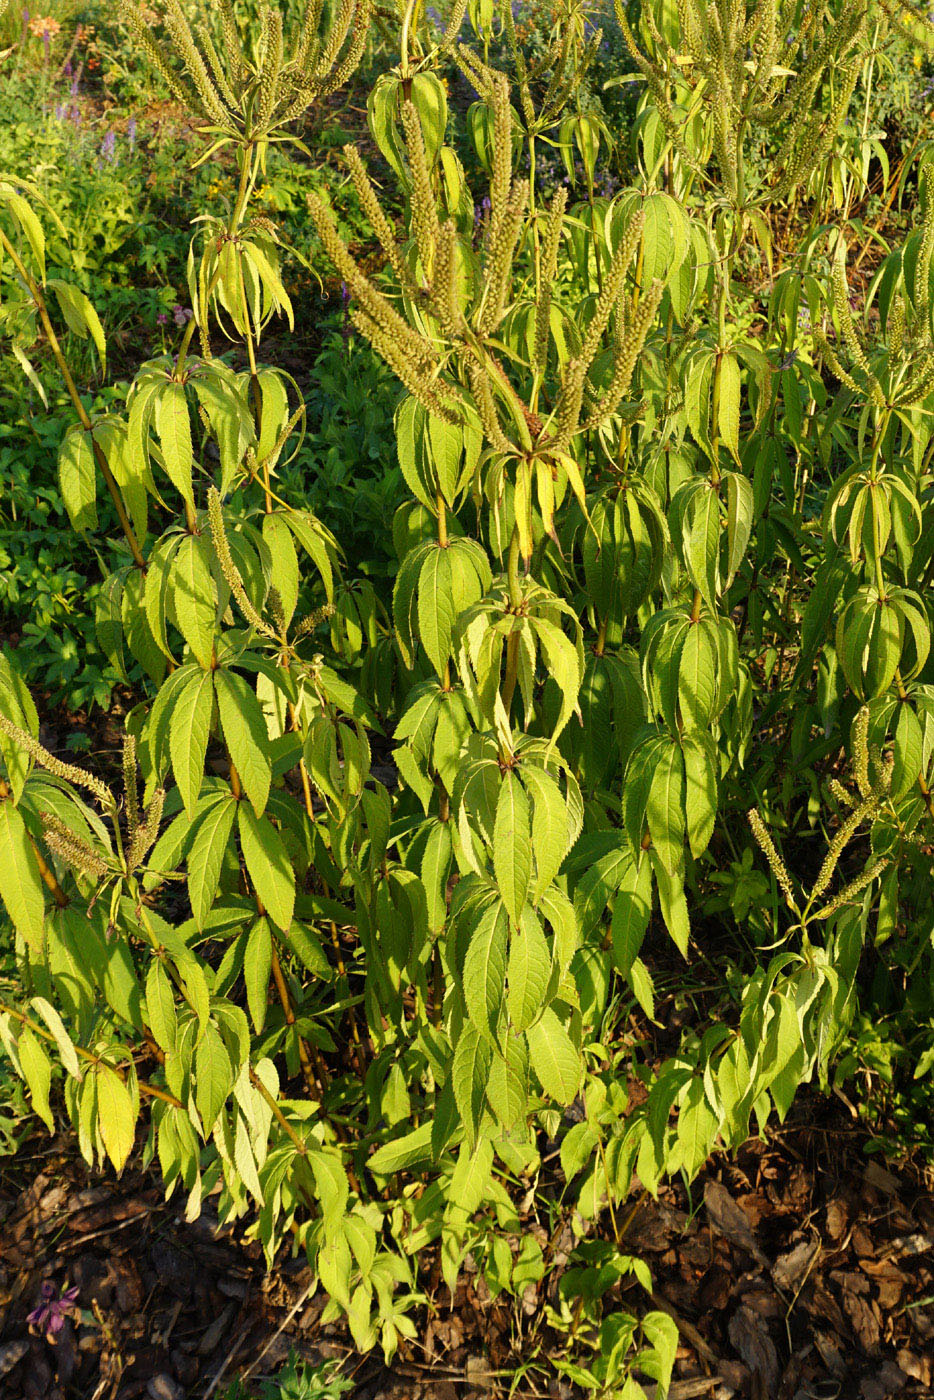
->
<box><xmin>28</xmin><ymin>15</ymin><xmax>61</xmax><ymax>36</ymax></box>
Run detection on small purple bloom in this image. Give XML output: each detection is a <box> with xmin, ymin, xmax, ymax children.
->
<box><xmin>100</xmin><ymin>130</ymin><xmax>116</xmax><ymax>162</ymax></box>
<box><xmin>53</xmin><ymin>101</ymin><xmax>64</xmax><ymax>119</ymax></box>
<box><xmin>172</xmin><ymin>304</ymin><xmax>193</xmax><ymax>326</ymax></box>
<box><xmin>63</xmin><ymin>59</ymin><xmax>71</xmax><ymax>76</ymax></box>
<box><xmin>27</xmin><ymin>1283</ymin><xmax>79</xmax><ymax>1338</ymax></box>
<box><xmin>127</xmin><ymin>117</ymin><xmax>137</xmax><ymax>152</ymax></box>
<box><xmin>156</xmin><ymin>311</ymin><xmax>168</xmax><ymax>325</ymax></box>
<box><xmin>41</xmin><ymin>27</ymin><xmax>50</xmax><ymax>58</ymax></box>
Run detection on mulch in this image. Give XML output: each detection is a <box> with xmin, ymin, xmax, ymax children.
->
<box><xmin>0</xmin><ymin>1091</ymin><xmax>932</xmax><ymax>1400</ymax></box>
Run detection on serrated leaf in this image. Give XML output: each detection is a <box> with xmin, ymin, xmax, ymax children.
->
<box><xmin>238</xmin><ymin>806</ymin><xmax>295</xmax><ymax>932</ymax></box>
<box><xmin>96</xmin><ymin>1064</ymin><xmax>136</xmax><ymax>1173</ymax></box>
<box><xmin>171</xmin><ymin>533</ymin><xmax>216</xmax><ymax>668</ymax></box>
<box><xmin>58</xmin><ymin>424</ymin><xmax>97</xmax><ymax>534</ymax></box>
<box><xmin>493</xmin><ymin>770</ymin><xmax>532</xmax><ymax>924</ymax></box>
<box><xmin>145</xmin><ymin>960</ymin><xmax>178</xmax><ymax>1054</ymax></box>
<box><xmin>610</xmin><ymin>853</ymin><xmax>652</xmax><ymax>976</ymax></box>
<box><xmin>243</xmin><ymin>916</ymin><xmax>273</xmax><ymax>1032</ymax></box>
<box><xmin>169</xmin><ymin>670</ymin><xmax>214</xmax><ymax>818</ymax></box>
<box><xmin>0</xmin><ymin>801</ymin><xmax>45</xmax><ymax>953</ymax></box>
<box><xmin>30</xmin><ymin>997</ymin><xmax>81</xmax><ymax>1079</ymax></box>
<box><xmin>418</xmin><ymin>544</ymin><xmax>458</xmax><ymax>678</ymax></box>
<box><xmin>195</xmin><ymin>1023</ymin><xmax>233</xmax><ymax>1135</ymax></box>
<box><xmin>187</xmin><ymin>797</ymin><xmax>237</xmax><ymax>929</ymax></box>
<box><xmin>215</xmin><ymin>670</ymin><xmax>271</xmax><ymax>816</ymax></box>
<box><xmin>717</xmin><ymin>351</ymin><xmax>741</xmax><ymax>462</ymax></box>
<box><xmin>527</xmin><ymin>1007</ymin><xmax>580</xmax><ymax>1106</ymax></box>
<box><xmin>451</xmin><ymin>1023</ymin><xmax>491</xmax><ymax>1146</ymax></box>
<box><xmin>462</xmin><ymin>901</ymin><xmax>507</xmax><ymax>1040</ymax></box>
<box><xmin>682</xmin><ymin>734</ymin><xmax>717</xmax><ymax>858</ymax></box>
<box><xmin>154</xmin><ymin>382</ymin><xmax>194</xmax><ymax>504</ymax></box>
<box><xmin>506</xmin><ymin>906</ymin><xmax>551</xmax><ymax>1033</ymax></box>
<box><xmin>17</xmin><ymin>1026</ymin><xmax>53</xmax><ymax>1132</ymax></box>
<box><xmin>646</xmin><ymin>742</ymin><xmax>685</xmax><ymax>876</ymax></box>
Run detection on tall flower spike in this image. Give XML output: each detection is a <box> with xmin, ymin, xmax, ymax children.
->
<box><xmin>127</xmin><ymin>788</ymin><xmax>165</xmax><ymax>872</ymax></box>
<box><xmin>207</xmin><ymin>488</ymin><xmax>279</xmax><ymax>639</ymax></box>
<box><xmin>123</xmin><ymin>733</ymin><xmax>140</xmax><ymax>847</ymax></box>
<box><xmin>39</xmin><ymin>816</ymin><xmax>111</xmax><ymax>882</ymax></box>
<box><xmin>478</xmin><ymin>178</ymin><xmax>529</xmax><ymax>336</ymax></box>
<box><xmin>400</xmin><ymin>99</ymin><xmax>441</xmax><ymax>278</ymax></box>
<box><xmin>853</xmin><ymin>705</ymin><xmax>871</xmax><ymax>799</ymax></box>
<box><xmin>747</xmin><ymin>808</ymin><xmax>795</xmax><ymax>907</ymax></box>
<box><xmin>580</xmin><ymin>279</ymin><xmax>665</xmax><ymax>432</ymax></box>
<box><xmin>0</xmin><ymin>713</ymin><xmax>113</xmax><ymax>808</ymax></box>
<box><xmin>342</xmin><ymin>145</ymin><xmax>416</xmax><ymax>293</ymax></box>
<box><xmin>815</xmin><ymin>857</ymin><xmax>889</xmax><ymax>920</ymax></box>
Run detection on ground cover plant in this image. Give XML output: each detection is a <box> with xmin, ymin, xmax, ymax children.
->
<box><xmin>1</xmin><ymin>0</ymin><xmax>934</xmax><ymax>1394</ymax></box>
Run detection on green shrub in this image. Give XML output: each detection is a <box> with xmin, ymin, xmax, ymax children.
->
<box><xmin>1</xmin><ymin>0</ymin><xmax>933</xmax><ymax>1390</ymax></box>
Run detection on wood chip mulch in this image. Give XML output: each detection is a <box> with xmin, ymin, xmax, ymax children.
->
<box><xmin>0</xmin><ymin>1093</ymin><xmax>932</xmax><ymax>1400</ymax></box>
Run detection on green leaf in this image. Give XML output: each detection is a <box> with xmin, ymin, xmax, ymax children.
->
<box><xmin>610</xmin><ymin>853</ymin><xmax>652</xmax><ymax>976</ymax></box>
<box><xmin>154</xmin><ymin>382</ymin><xmax>194</xmax><ymax>504</ymax></box>
<box><xmin>30</xmin><ymin>997</ymin><xmax>81</xmax><ymax>1079</ymax></box>
<box><xmin>629</xmin><ymin>956</ymin><xmax>655</xmax><ymax>1019</ymax></box>
<box><xmin>717</xmin><ymin>351</ymin><xmax>741</xmax><ymax>462</ymax></box>
<box><xmin>145</xmin><ymin>960</ymin><xmax>178</xmax><ymax>1055</ymax></box>
<box><xmin>188</xmin><ymin>797</ymin><xmax>237</xmax><ymax>929</ymax></box>
<box><xmin>96</xmin><ymin>1064</ymin><xmax>136</xmax><ymax>1174</ymax></box>
<box><xmin>0</xmin><ymin>801</ymin><xmax>46</xmax><ymax>953</ymax></box>
<box><xmin>368</xmin><ymin>1121</ymin><xmax>434</xmax><ymax>1176</ymax></box>
<box><xmin>47</xmin><ymin>278</ymin><xmax>106</xmax><ymax>369</ymax></box>
<box><xmin>18</xmin><ymin>1026</ymin><xmax>54</xmax><ymax>1131</ymax></box>
<box><xmin>58</xmin><ymin>424</ymin><xmax>97</xmax><ymax>534</ymax></box>
<box><xmin>646</xmin><ymin>741</ymin><xmax>685</xmax><ymax>876</ymax></box>
<box><xmin>244</xmin><ymin>916</ymin><xmax>273</xmax><ymax>1032</ymax></box>
<box><xmin>507</xmin><ymin>907</ymin><xmax>551</xmax><ymax>1033</ymax></box>
<box><xmin>171</xmin><ymin>534</ymin><xmax>216</xmax><ymax>669</ymax></box>
<box><xmin>195</xmin><ymin>1022</ymin><xmax>233</xmax><ymax>1134</ymax></box>
<box><xmin>238</xmin><ymin>805</ymin><xmax>295</xmax><ymax>932</ymax></box>
<box><xmin>451</xmin><ymin>1023</ymin><xmax>492</xmax><ymax>1147</ymax></box>
<box><xmin>682</xmin><ymin>733</ymin><xmax>717</xmax><ymax>859</ymax></box>
<box><xmin>677</xmin><ymin>1077</ymin><xmax>718</xmax><ymax>1179</ymax></box>
<box><xmin>170</xmin><ymin>670</ymin><xmax>214</xmax><ymax>818</ymax></box>
<box><xmin>462</xmin><ymin>901</ymin><xmax>508</xmax><ymax>1040</ymax></box>
<box><xmin>527</xmin><ymin>1007</ymin><xmax>580</xmax><ymax>1106</ymax></box>
<box><xmin>263</xmin><ymin>513</ymin><xmax>300</xmax><ymax>626</ymax></box>
<box><xmin>215</xmin><ymin>670</ymin><xmax>271</xmax><ymax>816</ymax></box>
<box><xmin>652</xmin><ymin>855</ymin><xmax>690</xmax><ymax>958</ymax></box>
<box><xmin>417</xmin><ymin>544</ymin><xmax>458</xmax><ymax>678</ymax></box>
<box><xmin>493</xmin><ymin>770</ymin><xmax>532</xmax><ymax>924</ymax></box>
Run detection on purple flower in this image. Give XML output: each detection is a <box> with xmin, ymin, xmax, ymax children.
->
<box><xmin>53</xmin><ymin>101</ymin><xmax>64</xmax><ymax>119</ymax></box>
<box><xmin>63</xmin><ymin>59</ymin><xmax>71</xmax><ymax>76</ymax></box>
<box><xmin>172</xmin><ymin>304</ymin><xmax>192</xmax><ymax>326</ymax></box>
<box><xmin>100</xmin><ymin>130</ymin><xmax>116</xmax><ymax>163</ymax></box>
<box><xmin>27</xmin><ymin>1283</ymin><xmax>79</xmax><ymax>1339</ymax></box>
<box><xmin>41</xmin><ymin>27</ymin><xmax>50</xmax><ymax>58</ymax></box>
<box><xmin>127</xmin><ymin>117</ymin><xmax>137</xmax><ymax>152</ymax></box>
<box><xmin>156</xmin><ymin>311</ymin><xmax>168</xmax><ymax>325</ymax></box>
